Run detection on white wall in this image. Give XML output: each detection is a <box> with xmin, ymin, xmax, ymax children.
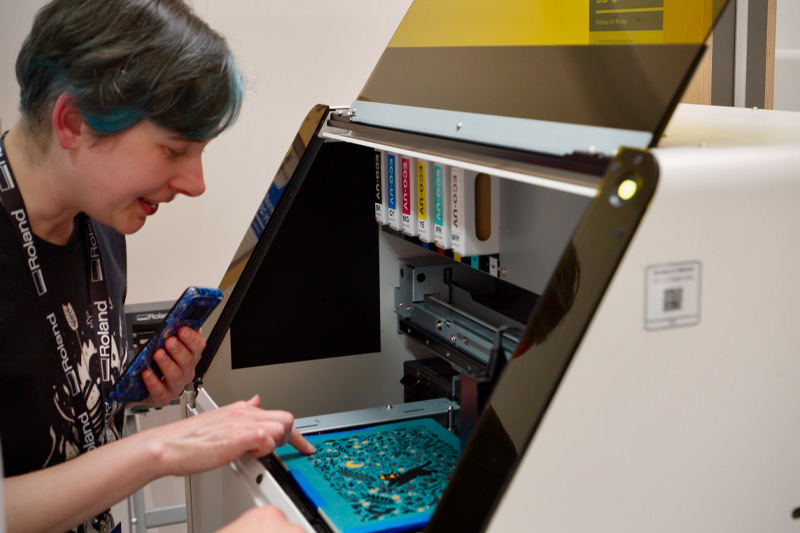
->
<box><xmin>774</xmin><ymin>0</ymin><xmax>800</xmax><ymax>111</ymax></box>
<box><xmin>0</xmin><ymin>4</ymin><xmax>40</xmax><ymax>129</ymax></box>
<box><xmin>0</xmin><ymin>0</ymin><xmax>413</xmax><ymax>305</ymax></box>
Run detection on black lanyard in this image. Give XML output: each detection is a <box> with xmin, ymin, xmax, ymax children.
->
<box><xmin>0</xmin><ymin>133</ymin><xmax>114</xmax><ymax>453</ymax></box>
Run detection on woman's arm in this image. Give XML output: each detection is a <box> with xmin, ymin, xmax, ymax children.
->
<box><xmin>3</xmin><ymin>395</ymin><xmax>314</xmax><ymax>533</ymax></box>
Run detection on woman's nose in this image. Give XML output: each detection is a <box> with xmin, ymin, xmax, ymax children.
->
<box><xmin>171</xmin><ymin>154</ymin><xmax>205</xmax><ymax>197</ymax></box>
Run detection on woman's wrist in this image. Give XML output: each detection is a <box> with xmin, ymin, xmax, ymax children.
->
<box><xmin>129</xmin><ymin>425</ymin><xmax>174</xmax><ymax>479</ymax></box>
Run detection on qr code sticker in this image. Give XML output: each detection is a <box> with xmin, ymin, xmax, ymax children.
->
<box><xmin>663</xmin><ymin>287</ymin><xmax>683</xmax><ymax>312</ymax></box>
<box><xmin>646</xmin><ymin>262</ymin><xmax>700</xmax><ymax>330</ymax></box>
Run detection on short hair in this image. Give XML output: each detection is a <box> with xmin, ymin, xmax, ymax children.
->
<box><xmin>16</xmin><ymin>0</ymin><xmax>243</xmax><ymax>148</ymax></box>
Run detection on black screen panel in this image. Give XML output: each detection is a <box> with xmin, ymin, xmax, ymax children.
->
<box><xmin>229</xmin><ymin>143</ymin><xmax>381</xmax><ymax>369</ymax></box>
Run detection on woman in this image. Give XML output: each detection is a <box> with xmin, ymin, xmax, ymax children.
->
<box><xmin>0</xmin><ymin>0</ymin><xmax>313</xmax><ymax>531</ymax></box>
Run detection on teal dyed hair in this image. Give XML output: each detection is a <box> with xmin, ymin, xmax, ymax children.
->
<box><xmin>82</xmin><ymin>109</ymin><xmax>145</xmax><ymax>137</ymax></box>
<box><xmin>17</xmin><ymin>0</ymin><xmax>243</xmax><ymax>146</ymax></box>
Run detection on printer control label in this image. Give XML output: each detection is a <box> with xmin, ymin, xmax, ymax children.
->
<box><xmin>590</xmin><ymin>0</ymin><xmax>664</xmax><ymax>44</ymax></box>
<box><xmin>645</xmin><ymin>261</ymin><xmax>701</xmax><ymax>331</ymax></box>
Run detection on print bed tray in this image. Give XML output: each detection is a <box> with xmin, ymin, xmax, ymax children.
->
<box><xmin>274</xmin><ymin>418</ymin><xmax>461</xmax><ymax>533</ymax></box>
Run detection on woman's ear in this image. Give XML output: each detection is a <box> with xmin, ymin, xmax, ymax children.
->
<box><xmin>51</xmin><ymin>92</ymin><xmax>86</xmax><ymax>150</ymax></box>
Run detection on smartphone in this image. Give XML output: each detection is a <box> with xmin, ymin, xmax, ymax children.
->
<box><xmin>107</xmin><ymin>286</ymin><xmax>223</xmax><ymax>403</ymax></box>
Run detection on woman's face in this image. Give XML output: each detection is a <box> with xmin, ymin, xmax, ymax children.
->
<box><xmin>72</xmin><ymin>120</ymin><xmax>210</xmax><ymax>235</ymax></box>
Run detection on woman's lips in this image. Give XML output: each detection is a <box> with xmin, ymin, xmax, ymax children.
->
<box><xmin>139</xmin><ymin>198</ymin><xmax>159</xmax><ymax>215</ymax></box>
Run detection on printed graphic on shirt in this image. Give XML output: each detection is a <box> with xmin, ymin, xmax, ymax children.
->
<box><xmin>44</xmin><ymin>299</ymin><xmax>126</xmax><ymax>465</ymax></box>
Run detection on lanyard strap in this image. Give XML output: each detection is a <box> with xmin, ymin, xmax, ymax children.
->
<box><xmin>0</xmin><ymin>133</ymin><xmax>114</xmax><ymax>452</ymax></box>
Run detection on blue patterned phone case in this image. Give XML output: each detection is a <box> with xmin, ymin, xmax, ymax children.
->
<box><xmin>107</xmin><ymin>286</ymin><xmax>223</xmax><ymax>403</ymax></box>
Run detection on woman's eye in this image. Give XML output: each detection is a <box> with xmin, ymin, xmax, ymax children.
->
<box><xmin>164</xmin><ymin>147</ymin><xmax>185</xmax><ymax>159</ymax></box>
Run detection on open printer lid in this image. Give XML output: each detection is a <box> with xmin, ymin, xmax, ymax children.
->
<box><xmin>351</xmin><ymin>0</ymin><xmax>731</xmax><ymax>158</ymax></box>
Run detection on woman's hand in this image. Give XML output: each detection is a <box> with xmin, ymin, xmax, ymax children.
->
<box><xmin>142</xmin><ymin>326</ymin><xmax>205</xmax><ymax>407</ymax></box>
<box><xmin>150</xmin><ymin>395</ymin><xmax>316</xmax><ymax>477</ymax></box>
<box><xmin>3</xmin><ymin>395</ymin><xmax>314</xmax><ymax>533</ymax></box>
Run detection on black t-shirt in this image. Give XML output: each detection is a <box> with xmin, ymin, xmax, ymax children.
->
<box><xmin>0</xmin><ymin>206</ymin><xmax>129</xmax><ymax>477</ymax></box>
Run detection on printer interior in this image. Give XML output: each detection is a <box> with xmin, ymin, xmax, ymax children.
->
<box><xmin>191</xmin><ymin>107</ymin><xmax>654</xmax><ymax>532</ymax></box>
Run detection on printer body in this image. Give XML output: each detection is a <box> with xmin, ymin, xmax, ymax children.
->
<box><xmin>182</xmin><ymin>1</ymin><xmax>800</xmax><ymax>531</ymax></box>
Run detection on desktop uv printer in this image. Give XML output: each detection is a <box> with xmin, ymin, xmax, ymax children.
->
<box><xmin>180</xmin><ymin>1</ymin><xmax>800</xmax><ymax>531</ymax></box>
